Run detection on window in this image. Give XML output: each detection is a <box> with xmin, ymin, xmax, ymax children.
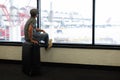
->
<box><xmin>0</xmin><ymin>0</ymin><xmax>37</xmax><ymax>42</ymax></box>
<box><xmin>1</xmin><ymin>0</ymin><xmax>120</xmax><ymax>48</ymax></box>
<box><xmin>41</xmin><ymin>0</ymin><xmax>93</xmax><ymax>44</ymax></box>
<box><xmin>95</xmin><ymin>0</ymin><xmax>120</xmax><ymax>45</ymax></box>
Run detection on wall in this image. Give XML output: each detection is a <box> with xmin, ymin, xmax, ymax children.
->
<box><xmin>0</xmin><ymin>46</ymin><xmax>120</xmax><ymax>66</ymax></box>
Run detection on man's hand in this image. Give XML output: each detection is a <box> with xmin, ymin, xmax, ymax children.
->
<box><xmin>31</xmin><ymin>40</ymin><xmax>38</xmax><ymax>44</ymax></box>
<box><xmin>36</xmin><ymin>28</ymin><xmax>46</xmax><ymax>33</ymax></box>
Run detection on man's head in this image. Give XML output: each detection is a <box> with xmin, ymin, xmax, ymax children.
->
<box><xmin>30</xmin><ymin>9</ymin><xmax>38</xmax><ymax>17</ymax></box>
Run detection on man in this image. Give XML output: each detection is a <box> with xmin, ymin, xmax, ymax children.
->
<box><xmin>24</xmin><ymin>9</ymin><xmax>52</xmax><ymax>49</ymax></box>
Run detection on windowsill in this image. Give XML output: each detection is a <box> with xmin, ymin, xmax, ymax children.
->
<box><xmin>0</xmin><ymin>42</ymin><xmax>120</xmax><ymax>50</ymax></box>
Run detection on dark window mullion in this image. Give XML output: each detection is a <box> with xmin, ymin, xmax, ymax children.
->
<box><xmin>37</xmin><ymin>0</ymin><xmax>39</xmax><ymax>28</ymax></box>
<box><xmin>92</xmin><ymin>0</ymin><xmax>95</xmax><ymax>45</ymax></box>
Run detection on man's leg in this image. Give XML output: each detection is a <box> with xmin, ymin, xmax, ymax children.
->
<box><xmin>33</xmin><ymin>32</ymin><xmax>52</xmax><ymax>49</ymax></box>
<box><xmin>40</xmin><ymin>33</ymin><xmax>49</xmax><ymax>49</ymax></box>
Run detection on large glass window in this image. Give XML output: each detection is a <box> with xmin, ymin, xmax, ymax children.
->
<box><xmin>1</xmin><ymin>0</ymin><xmax>120</xmax><ymax>48</ymax></box>
<box><xmin>0</xmin><ymin>0</ymin><xmax>37</xmax><ymax>42</ymax></box>
<box><xmin>41</xmin><ymin>0</ymin><xmax>93</xmax><ymax>44</ymax></box>
<box><xmin>95</xmin><ymin>0</ymin><xmax>120</xmax><ymax>45</ymax></box>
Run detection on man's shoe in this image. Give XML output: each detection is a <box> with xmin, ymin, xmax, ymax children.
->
<box><xmin>48</xmin><ymin>39</ymin><xmax>52</xmax><ymax>48</ymax></box>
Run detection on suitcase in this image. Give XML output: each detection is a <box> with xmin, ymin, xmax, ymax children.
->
<box><xmin>22</xmin><ymin>42</ymin><xmax>40</xmax><ymax>76</ymax></box>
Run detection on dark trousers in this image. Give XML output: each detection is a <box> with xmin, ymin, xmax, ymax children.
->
<box><xmin>33</xmin><ymin>32</ymin><xmax>49</xmax><ymax>48</ymax></box>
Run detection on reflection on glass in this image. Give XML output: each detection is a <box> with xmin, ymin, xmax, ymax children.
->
<box><xmin>0</xmin><ymin>0</ymin><xmax>37</xmax><ymax>42</ymax></box>
<box><xmin>95</xmin><ymin>0</ymin><xmax>120</xmax><ymax>45</ymax></box>
<box><xmin>41</xmin><ymin>0</ymin><xmax>93</xmax><ymax>44</ymax></box>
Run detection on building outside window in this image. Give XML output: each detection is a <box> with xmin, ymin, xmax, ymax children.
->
<box><xmin>41</xmin><ymin>0</ymin><xmax>93</xmax><ymax>44</ymax></box>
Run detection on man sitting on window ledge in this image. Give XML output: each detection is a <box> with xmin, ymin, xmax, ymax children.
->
<box><xmin>24</xmin><ymin>9</ymin><xmax>52</xmax><ymax>50</ymax></box>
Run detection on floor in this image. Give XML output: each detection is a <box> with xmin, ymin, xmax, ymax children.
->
<box><xmin>0</xmin><ymin>63</ymin><xmax>120</xmax><ymax>80</ymax></box>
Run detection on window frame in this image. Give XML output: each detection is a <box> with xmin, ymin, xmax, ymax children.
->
<box><xmin>0</xmin><ymin>0</ymin><xmax>120</xmax><ymax>50</ymax></box>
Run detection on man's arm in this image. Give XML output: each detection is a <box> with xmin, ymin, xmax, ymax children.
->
<box><xmin>28</xmin><ymin>24</ymin><xmax>38</xmax><ymax>44</ymax></box>
<box><xmin>36</xmin><ymin>28</ymin><xmax>46</xmax><ymax>33</ymax></box>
